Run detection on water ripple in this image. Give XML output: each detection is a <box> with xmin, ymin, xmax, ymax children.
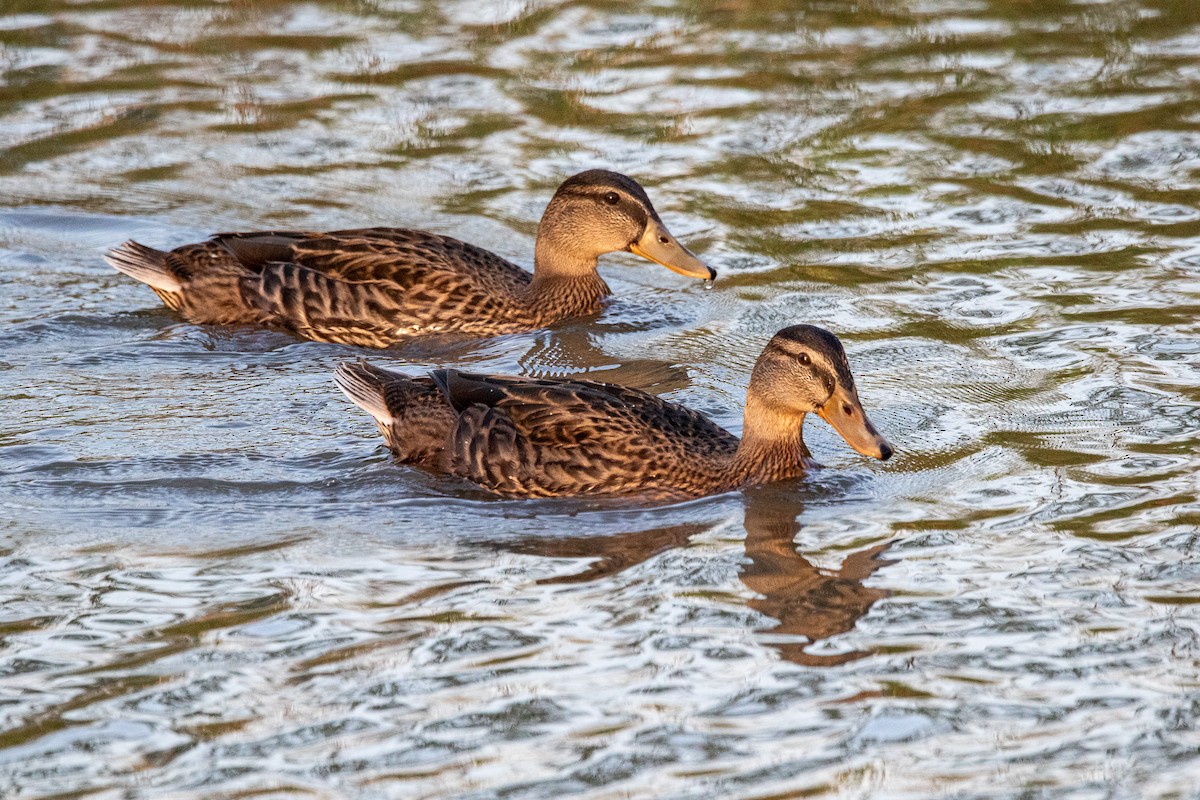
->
<box><xmin>1</xmin><ymin>1</ymin><xmax>1200</xmax><ymax>798</ymax></box>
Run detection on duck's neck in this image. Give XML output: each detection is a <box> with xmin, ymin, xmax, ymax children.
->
<box><xmin>526</xmin><ymin>236</ymin><xmax>611</xmax><ymax>321</ymax></box>
<box><xmin>724</xmin><ymin>394</ymin><xmax>813</xmax><ymax>487</ymax></box>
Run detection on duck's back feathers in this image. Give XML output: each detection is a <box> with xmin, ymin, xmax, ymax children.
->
<box><xmin>431</xmin><ymin>370</ymin><xmax>738</xmax><ymax>497</ymax></box>
<box><xmin>224</xmin><ymin>230</ymin><xmax>538</xmax><ymax>346</ymax></box>
<box><xmin>336</xmin><ymin>363</ymin><xmax>741</xmax><ymax>497</ymax></box>
<box><xmin>108</xmin><ymin>229</ymin><xmax>542</xmax><ymax>346</ymax></box>
<box><xmin>212</xmin><ymin>229</ymin><xmax>531</xmax><ymax>289</ymax></box>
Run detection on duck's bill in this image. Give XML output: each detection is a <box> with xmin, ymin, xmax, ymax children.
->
<box><xmin>629</xmin><ymin>219</ymin><xmax>715</xmax><ymax>280</ymax></box>
<box><xmin>817</xmin><ymin>387</ymin><xmax>894</xmax><ymax>461</ymax></box>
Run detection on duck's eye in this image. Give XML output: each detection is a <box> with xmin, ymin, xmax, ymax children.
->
<box><xmin>603</xmin><ymin>192</ymin><xmax>620</xmax><ymax>206</ymax></box>
<box><xmin>798</xmin><ymin>353</ymin><xmax>811</xmax><ymax>365</ymax></box>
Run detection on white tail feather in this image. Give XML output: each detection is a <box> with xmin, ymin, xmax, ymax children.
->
<box><xmin>105</xmin><ymin>240</ymin><xmax>182</xmax><ymax>293</ymax></box>
<box><xmin>334</xmin><ymin>362</ymin><xmax>394</xmax><ymax>424</ymax></box>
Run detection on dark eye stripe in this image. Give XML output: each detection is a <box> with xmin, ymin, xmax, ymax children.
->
<box><xmin>817</xmin><ymin>367</ymin><xmax>836</xmax><ymax>396</ymax></box>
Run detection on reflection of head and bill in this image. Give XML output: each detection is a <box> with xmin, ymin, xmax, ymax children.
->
<box><xmin>496</xmin><ymin>485</ymin><xmax>895</xmax><ymax>667</ymax></box>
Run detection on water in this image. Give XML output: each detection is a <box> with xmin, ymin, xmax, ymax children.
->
<box><xmin>2</xmin><ymin>1</ymin><xmax>1199</xmax><ymax>797</ymax></box>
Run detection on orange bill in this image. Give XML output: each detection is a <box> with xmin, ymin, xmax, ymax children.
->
<box><xmin>628</xmin><ymin>218</ymin><xmax>715</xmax><ymax>280</ymax></box>
<box><xmin>817</xmin><ymin>385</ymin><xmax>893</xmax><ymax>461</ymax></box>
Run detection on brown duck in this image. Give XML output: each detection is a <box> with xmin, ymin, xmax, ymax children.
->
<box><xmin>105</xmin><ymin>170</ymin><xmax>714</xmax><ymax>347</ymax></box>
<box><xmin>335</xmin><ymin>325</ymin><xmax>893</xmax><ymax>500</ymax></box>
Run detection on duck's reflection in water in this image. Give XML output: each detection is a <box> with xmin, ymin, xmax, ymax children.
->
<box><xmin>739</xmin><ymin>485</ymin><xmax>894</xmax><ymax>666</ymax></box>
<box><xmin>504</xmin><ymin>521</ymin><xmax>712</xmax><ymax>585</ymax></box>
<box><xmin>497</xmin><ymin>484</ymin><xmax>894</xmax><ymax>666</ymax></box>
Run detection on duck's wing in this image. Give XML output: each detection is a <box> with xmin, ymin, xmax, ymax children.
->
<box><xmin>214</xmin><ymin>230</ymin><xmax>532</xmax><ymax>345</ymax></box>
<box><xmin>109</xmin><ymin>228</ymin><xmax>535</xmax><ymax>346</ymax></box>
<box><xmin>214</xmin><ymin>228</ymin><xmax>530</xmax><ymax>289</ymax></box>
<box><xmin>431</xmin><ymin>370</ymin><xmax>738</xmax><ymax>497</ymax></box>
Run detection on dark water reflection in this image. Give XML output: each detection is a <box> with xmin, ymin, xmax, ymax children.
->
<box><xmin>2</xmin><ymin>0</ymin><xmax>1200</xmax><ymax>797</ymax></box>
<box><xmin>739</xmin><ymin>487</ymin><xmax>894</xmax><ymax>668</ymax></box>
<box><xmin>500</xmin><ymin>485</ymin><xmax>894</xmax><ymax>667</ymax></box>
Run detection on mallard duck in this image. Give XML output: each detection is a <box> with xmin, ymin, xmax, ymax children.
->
<box><xmin>105</xmin><ymin>170</ymin><xmax>714</xmax><ymax>347</ymax></box>
<box><xmin>334</xmin><ymin>325</ymin><xmax>893</xmax><ymax>499</ymax></box>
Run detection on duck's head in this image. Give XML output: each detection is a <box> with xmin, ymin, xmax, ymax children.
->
<box><xmin>535</xmin><ymin>169</ymin><xmax>715</xmax><ymax>281</ymax></box>
<box><xmin>747</xmin><ymin>325</ymin><xmax>893</xmax><ymax>461</ymax></box>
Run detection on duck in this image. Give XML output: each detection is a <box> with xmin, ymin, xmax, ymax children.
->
<box><xmin>105</xmin><ymin>170</ymin><xmax>715</xmax><ymax>348</ymax></box>
<box><xmin>334</xmin><ymin>325</ymin><xmax>893</xmax><ymax>500</ymax></box>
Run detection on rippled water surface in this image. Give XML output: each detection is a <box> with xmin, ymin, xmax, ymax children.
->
<box><xmin>3</xmin><ymin>1</ymin><xmax>1200</xmax><ymax>797</ymax></box>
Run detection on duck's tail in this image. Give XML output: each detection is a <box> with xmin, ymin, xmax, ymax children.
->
<box><xmin>105</xmin><ymin>240</ymin><xmax>183</xmax><ymax>293</ymax></box>
<box><xmin>335</xmin><ymin>361</ymin><xmax>456</xmax><ymax>465</ymax></box>
<box><xmin>335</xmin><ymin>360</ymin><xmax>405</xmax><ymax>425</ymax></box>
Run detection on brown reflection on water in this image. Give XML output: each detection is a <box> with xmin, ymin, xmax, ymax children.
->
<box><xmin>740</xmin><ymin>486</ymin><xmax>894</xmax><ymax>667</ymax></box>
<box><xmin>505</xmin><ymin>522</ymin><xmax>712</xmax><ymax>585</ymax></box>
<box><xmin>500</xmin><ymin>486</ymin><xmax>893</xmax><ymax>666</ymax></box>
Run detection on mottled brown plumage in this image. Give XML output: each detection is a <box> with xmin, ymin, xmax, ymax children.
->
<box><xmin>335</xmin><ymin>325</ymin><xmax>893</xmax><ymax>500</ymax></box>
<box><xmin>105</xmin><ymin>170</ymin><xmax>714</xmax><ymax>347</ymax></box>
